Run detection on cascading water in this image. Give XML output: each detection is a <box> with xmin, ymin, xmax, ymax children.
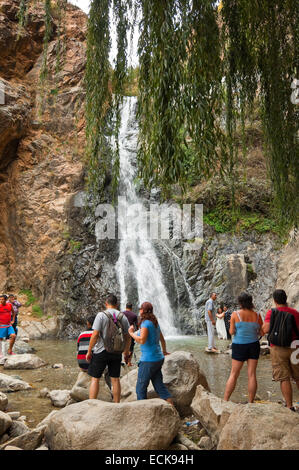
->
<box><xmin>115</xmin><ymin>97</ymin><xmax>178</xmax><ymax>336</ymax></box>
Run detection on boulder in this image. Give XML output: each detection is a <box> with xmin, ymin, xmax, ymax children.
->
<box><xmin>48</xmin><ymin>390</ymin><xmax>71</xmax><ymax>408</ymax></box>
<box><xmin>0</xmin><ymin>373</ymin><xmax>32</xmax><ymax>392</ymax></box>
<box><xmin>191</xmin><ymin>386</ymin><xmax>239</xmax><ymax>446</ymax></box>
<box><xmin>218</xmin><ymin>403</ymin><xmax>299</xmax><ymax>450</ymax></box>
<box><xmin>0</xmin><ymin>426</ymin><xmax>47</xmax><ymax>450</ymax></box>
<box><xmin>121</xmin><ymin>351</ymin><xmax>210</xmax><ymax>416</ymax></box>
<box><xmin>0</xmin><ymin>392</ymin><xmax>8</xmax><ymax>411</ymax></box>
<box><xmin>45</xmin><ymin>398</ymin><xmax>180</xmax><ymax>450</ymax></box>
<box><xmin>70</xmin><ymin>371</ymin><xmax>112</xmax><ymax>403</ymax></box>
<box><xmin>36</xmin><ymin>410</ymin><xmax>58</xmax><ymax>430</ymax></box>
<box><xmin>3</xmin><ymin>354</ymin><xmax>47</xmax><ymax>370</ymax></box>
<box><xmin>13</xmin><ymin>340</ymin><xmax>35</xmax><ymax>355</ymax></box>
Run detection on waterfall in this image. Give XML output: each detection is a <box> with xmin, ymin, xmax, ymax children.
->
<box><xmin>115</xmin><ymin>97</ymin><xmax>178</xmax><ymax>336</ymax></box>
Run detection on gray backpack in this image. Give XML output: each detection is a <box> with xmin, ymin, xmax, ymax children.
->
<box><xmin>102</xmin><ymin>311</ymin><xmax>126</xmax><ymax>353</ymax></box>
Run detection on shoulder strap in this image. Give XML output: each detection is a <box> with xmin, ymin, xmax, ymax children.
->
<box><xmin>236</xmin><ymin>311</ymin><xmax>242</xmax><ymax>321</ymax></box>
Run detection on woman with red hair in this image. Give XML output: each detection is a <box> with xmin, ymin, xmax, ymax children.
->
<box><xmin>128</xmin><ymin>302</ymin><xmax>173</xmax><ymax>404</ymax></box>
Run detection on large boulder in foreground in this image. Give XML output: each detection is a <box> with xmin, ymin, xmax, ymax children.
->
<box><xmin>218</xmin><ymin>403</ymin><xmax>299</xmax><ymax>450</ymax></box>
<box><xmin>0</xmin><ymin>392</ymin><xmax>8</xmax><ymax>411</ymax></box>
<box><xmin>121</xmin><ymin>351</ymin><xmax>210</xmax><ymax>416</ymax></box>
<box><xmin>70</xmin><ymin>371</ymin><xmax>112</xmax><ymax>403</ymax></box>
<box><xmin>0</xmin><ymin>373</ymin><xmax>32</xmax><ymax>392</ymax></box>
<box><xmin>3</xmin><ymin>354</ymin><xmax>47</xmax><ymax>370</ymax></box>
<box><xmin>191</xmin><ymin>385</ymin><xmax>239</xmax><ymax>446</ymax></box>
<box><xmin>45</xmin><ymin>399</ymin><xmax>180</xmax><ymax>450</ymax></box>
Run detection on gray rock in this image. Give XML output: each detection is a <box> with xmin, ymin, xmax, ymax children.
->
<box><xmin>0</xmin><ymin>426</ymin><xmax>47</xmax><ymax>450</ymax></box>
<box><xmin>45</xmin><ymin>399</ymin><xmax>180</xmax><ymax>450</ymax></box>
<box><xmin>8</xmin><ymin>420</ymin><xmax>30</xmax><ymax>438</ymax></box>
<box><xmin>6</xmin><ymin>412</ymin><xmax>20</xmax><ymax>420</ymax></box>
<box><xmin>0</xmin><ymin>373</ymin><xmax>31</xmax><ymax>393</ymax></box>
<box><xmin>121</xmin><ymin>351</ymin><xmax>210</xmax><ymax>416</ymax></box>
<box><xmin>48</xmin><ymin>390</ymin><xmax>71</xmax><ymax>408</ymax></box>
<box><xmin>3</xmin><ymin>354</ymin><xmax>47</xmax><ymax>370</ymax></box>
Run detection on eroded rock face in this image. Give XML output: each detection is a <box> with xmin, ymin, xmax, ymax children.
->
<box><xmin>218</xmin><ymin>403</ymin><xmax>299</xmax><ymax>450</ymax></box>
<box><xmin>121</xmin><ymin>351</ymin><xmax>210</xmax><ymax>416</ymax></box>
<box><xmin>45</xmin><ymin>398</ymin><xmax>180</xmax><ymax>450</ymax></box>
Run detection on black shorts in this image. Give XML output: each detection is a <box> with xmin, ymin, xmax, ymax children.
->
<box><xmin>232</xmin><ymin>341</ymin><xmax>260</xmax><ymax>362</ymax></box>
<box><xmin>88</xmin><ymin>350</ymin><xmax>122</xmax><ymax>379</ymax></box>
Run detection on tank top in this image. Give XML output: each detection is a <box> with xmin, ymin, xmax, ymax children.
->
<box><xmin>232</xmin><ymin>311</ymin><xmax>261</xmax><ymax>345</ymax></box>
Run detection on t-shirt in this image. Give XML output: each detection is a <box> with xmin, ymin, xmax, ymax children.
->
<box><xmin>138</xmin><ymin>319</ymin><xmax>164</xmax><ymax>362</ymax></box>
<box><xmin>205</xmin><ymin>298</ymin><xmax>215</xmax><ymax>322</ymax></box>
<box><xmin>0</xmin><ymin>303</ymin><xmax>13</xmax><ymax>325</ymax></box>
<box><xmin>92</xmin><ymin>309</ymin><xmax>130</xmax><ymax>354</ymax></box>
<box><xmin>264</xmin><ymin>306</ymin><xmax>299</xmax><ymax>346</ymax></box>
<box><xmin>122</xmin><ymin>310</ymin><xmax>138</xmax><ymax>327</ymax></box>
<box><xmin>77</xmin><ymin>329</ymin><xmax>93</xmax><ymax>370</ymax></box>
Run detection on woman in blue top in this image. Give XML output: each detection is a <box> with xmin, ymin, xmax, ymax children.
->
<box><xmin>128</xmin><ymin>302</ymin><xmax>173</xmax><ymax>404</ymax></box>
<box><xmin>224</xmin><ymin>292</ymin><xmax>264</xmax><ymax>403</ymax></box>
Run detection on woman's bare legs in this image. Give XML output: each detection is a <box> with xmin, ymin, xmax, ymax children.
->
<box><xmin>224</xmin><ymin>359</ymin><xmax>244</xmax><ymax>401</ymax></box>
<box><xmin>247</xmin><ymin>359</ymin><xmax>258</xmax><ymax>403</ymax></box>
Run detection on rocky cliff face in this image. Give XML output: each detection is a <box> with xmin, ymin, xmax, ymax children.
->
<box><xmin>0</xmin><ymin>0</ymin><xmax>86</xmax><ymax>311</ymax></box>
<box><xmin>0</xmin><ymin>0</ymin><xmax>297</xmax><ymax>337</ymax></box>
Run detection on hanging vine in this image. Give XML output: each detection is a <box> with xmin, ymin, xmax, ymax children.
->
<box><xmin>16</xmin><ymin>0</ymin><xmax>298</xmax><ymax>225</ymax></box>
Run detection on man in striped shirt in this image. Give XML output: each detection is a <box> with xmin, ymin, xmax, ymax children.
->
<box><xmin>77</xmin><ymin>316</ymin><xmax>112</xmax><ymax>391</ymax></box>
<box><xmin>77</xmin><ymin>316</ymin><xmax>95</xmax><ymax>371</ymax></box>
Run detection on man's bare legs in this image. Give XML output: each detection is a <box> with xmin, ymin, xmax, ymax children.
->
<box><xmin>90</xmin><ymin>377</ymin><xmax>121</xmax><ymax>403</ymax></box>
<box><xmin>7</xmin><ymin>334</ymin><xmax>16</xmax><ymax>355</ymax></box>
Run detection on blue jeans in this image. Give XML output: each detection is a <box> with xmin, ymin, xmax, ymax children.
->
<box><xmin>136</xmin><ymin>359</ymin><xmax>171</xmax><ymax>400</ymax></box>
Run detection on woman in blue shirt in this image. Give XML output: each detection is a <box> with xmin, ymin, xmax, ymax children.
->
<box><xmin>128</xmin><ymin>302</ymin><xmax>173</xmax><ymax>404</ymax></box>
<box><xmin>224</xmin><ymin>292</ymin><xmax>264</xmax><ymax>403</ymax></box>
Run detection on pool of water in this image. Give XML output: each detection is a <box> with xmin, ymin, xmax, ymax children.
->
<box><xmin>1</xmin><ymin>336</ymin><xmax>298</xmax><ymax>428</ymax></box>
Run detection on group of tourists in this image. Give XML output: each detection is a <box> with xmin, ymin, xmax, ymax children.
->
<box><xmin>77</xmin><ymin>294</ymin><xmax>173</xmax><ymax>405</ymax></box>
<box><xmin>0</xmin><ymin>293</ymin><xmax>21</xmax><ymax>356</ymax></box>
<box><xmin>206</xmin><ymin>289</ymin><xmax>299</xmax><ymax>411</ymax></box>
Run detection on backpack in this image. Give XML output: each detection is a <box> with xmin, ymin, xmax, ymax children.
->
<box><xmin>102</xmin><ymin>311</ymin><xmax>126</xmax><ymax>354</ymax></box>
<box><xmin>268</xmin><ymin>308</ymin><xmax>299</xmax><ymax>347</ymax></box>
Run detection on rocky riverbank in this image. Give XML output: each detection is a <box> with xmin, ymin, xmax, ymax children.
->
<box><xmin>0</xmin><ymin>342</ymin><xmax>298</xmax><ymax>450</ymax></box>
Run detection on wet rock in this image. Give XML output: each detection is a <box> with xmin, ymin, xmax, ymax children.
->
<box><xmin>0</xmin><ymin>373</ymin><xmax>32</xmax><ymax>392</ymax></box>
<box><xmin>121</xmin><ymin>351</ymin><xmax>210</xmax><ymax>416</ymax></box>
<box><xmin>191</xmin><ymin>385</ymin><xmax>239</xmax><ymax>446</ymax></box>
<box><xmin>3</xmin><ymin>354</ymin><xmax>47</xmax><ymax>370</ymax></box>
<box><xmin>13</xmin><ymin>340</ymin><xmax>35</xmax><ymax>355</ymax></box>
<box><xmin>45</xmin><ymin>399</ymin><xmax>180</xmax><ymax>450</ymax></box>
<box><xmin>39</xmin><ymin>388</ymin><xmax>50</xmax><ymax>398</ymax></box>
<box><xmin>218</xmin><ymin>403</ymin><xmax>299</xmax><ymax>450</ymax></box>
<box><xmin>0</xmin><ymin>410</ymin><xmax>12</xmax><ymax>436</ymax></box>
<box><xmin>48</xmin><ymin>390</ymin><xmax>71</xmax><ymax>408</ymax></box>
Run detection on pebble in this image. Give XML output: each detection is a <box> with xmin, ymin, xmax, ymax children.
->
<box><xmin>52</xmin><ymin>363</ymin><xmax>64</xmax><ymax>369</ymax></box>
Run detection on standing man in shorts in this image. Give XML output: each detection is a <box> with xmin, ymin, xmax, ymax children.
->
<box><xmin>263</xmin><ymin>289</ymin><xmax>299</xmax><ymax>411</ymax></box>
<box><xmin>0</xmin><ymin>294</ymin><xmax>16</xmax><ymax>356</ymax></box>
<box><xmin>86</xmin><ymin>294</ymin><xmax>131</xmax><ymax>403</ymax></box>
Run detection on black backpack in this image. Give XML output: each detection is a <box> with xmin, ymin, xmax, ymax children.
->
<box><xmin>268</xmin><ymin>308</ymin><xmax>299</xmax><ymax>347</ymax></box>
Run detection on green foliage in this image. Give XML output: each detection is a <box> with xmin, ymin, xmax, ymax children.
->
<box><xmin>68</xmin><ymin>239</ymin><xmax>82</xmax><ymax>253</ymax></box>
<box><xmin>32</xmin><ymin>304</ymin><xmax>44</xmax><ymax>318</ymax></box>
<box><xmin>19</xmin><ymin>289</ymin><xmax>37</xmax><ymax>307</ymax></box>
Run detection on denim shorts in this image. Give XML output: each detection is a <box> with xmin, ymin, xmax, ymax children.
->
<box><xmin>232</xmin><ymin>341</ymin><xmax>260</xmax><ymax>362</ymax></box>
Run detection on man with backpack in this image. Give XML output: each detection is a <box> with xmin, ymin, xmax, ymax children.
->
<box><xmin>263</xmin><ymin>289</ymin><xmax>299</xmax><ymax>411</ymax></box>
<box><xmin>86</xmin><ymin>294</ymin><xmax>131</xmax><ymax>403</ymax></box>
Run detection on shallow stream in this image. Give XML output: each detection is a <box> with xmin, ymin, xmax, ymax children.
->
<box><xmin>2</xmin><ymin>336</ymin><xmax>299</xmax><ymax>428</ymax></box>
